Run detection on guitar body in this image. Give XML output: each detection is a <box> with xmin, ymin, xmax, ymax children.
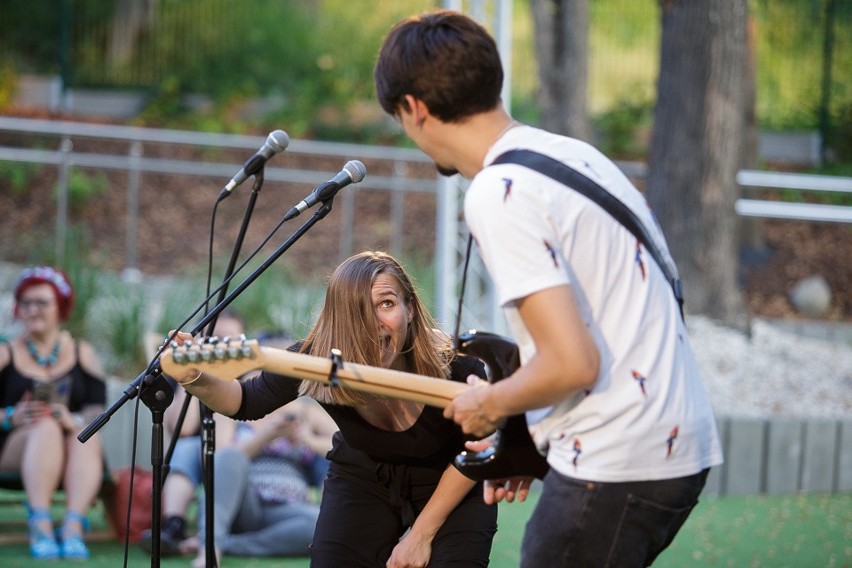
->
<box><xmin>455</xmin><ymin>331</ymin><xmax>550</xmax><ymax>480</ymax></box>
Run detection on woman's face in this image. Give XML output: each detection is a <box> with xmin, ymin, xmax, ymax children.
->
<box><xmin>17</xmin><ymin>283</ymin><xmax>60</xmax><ymax>335</ymax></box>
<box><xmin>371</xmin><ymin>273</ymin><xmax>413</xmax><ymax>368</ymax></box>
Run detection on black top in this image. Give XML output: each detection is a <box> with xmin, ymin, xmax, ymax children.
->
<box><xmin>0</xmin><ymin>341</ymin><xmax>106</xmax><ymax>450</ymax></box>
<box><xmin>234</xmin><ymin>349</ymin><xmax>486</xmax><ymax>471</ymax></box>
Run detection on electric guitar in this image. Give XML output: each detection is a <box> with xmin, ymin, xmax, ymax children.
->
<box><xmin>159</xmin><ymin>331</ymin><xmax>549</xmax><ymax>481</ymax></box>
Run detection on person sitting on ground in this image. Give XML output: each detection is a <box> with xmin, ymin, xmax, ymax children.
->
<box><xmin>189</xmin><ymin>398</ymin><xmax>336</xmax><ymax>568</ymax></box>
<box><xmin>0</xmin><ymin>265</ymin><xmax>107</xmax><ymax>560</ymax></box>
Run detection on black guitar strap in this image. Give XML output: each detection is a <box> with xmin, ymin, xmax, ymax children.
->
<box><xmin>491</xmin><ymin>149</ymin><xmax>685</xmax><ymax>320</ymax></box>
<box><xmin>452</xmin><ymin>234</ymin><xmax>475</xmax><ymax>352</ymax></box>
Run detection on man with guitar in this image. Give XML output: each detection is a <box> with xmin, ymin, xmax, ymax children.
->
<box><xmin>166</xmin><ymin>251</ymin><xmax>497</xmax><ymax>567</ymax></box>
<box><xmin>373</xmin><ymin>10</ymin><xmax>724</xmax><ymax>567</ymax></box>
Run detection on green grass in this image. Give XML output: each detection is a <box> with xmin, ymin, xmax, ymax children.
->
<box><xmin>0</xmin><ymin>489</ymin><xmax>849</xmax><ymax>567</ymax></box>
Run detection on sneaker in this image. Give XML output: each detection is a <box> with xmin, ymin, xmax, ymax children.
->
<box><xmin>139</xmin><ymin>516</ymin><xmax>187</xmax><ymax>557</ymax></box>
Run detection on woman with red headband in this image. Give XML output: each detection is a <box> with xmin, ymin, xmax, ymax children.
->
<box><xmin>0</xmin><ymin>266</ymin><xmax>107</xmax><ymax>560</ymax></box>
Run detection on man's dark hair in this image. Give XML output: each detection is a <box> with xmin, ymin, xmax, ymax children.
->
<box><xmin>374</xmin><ymin>9</ymin><xmax>504</xmax><ymax>123</ymax></box>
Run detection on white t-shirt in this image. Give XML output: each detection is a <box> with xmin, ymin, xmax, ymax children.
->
<box><xmin>464</xmin><ymin>125</ymin><xmax>723</xmax><ymax>482</ymax></box>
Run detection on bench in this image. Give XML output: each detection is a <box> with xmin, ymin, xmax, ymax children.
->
<box><xmin>0</xmin><ymin>469</ymin><xmax>116</xmax><ymax>544</ymax></box>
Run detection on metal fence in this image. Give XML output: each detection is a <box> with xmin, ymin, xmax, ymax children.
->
<box><xmin>0</xmin><ymin>115</ymin><xmax>437</xmax><ymax>271</ymax></box>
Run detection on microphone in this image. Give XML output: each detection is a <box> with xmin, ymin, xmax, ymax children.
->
<box><xmin>283</xmin><ymin>160</ymin><xmax>367</xmax><ymax>220</ymax></box>
<box><xmin>217</xmin><ymin>129</ymin><xmax>290</xmax><ymax>201</ymax></box>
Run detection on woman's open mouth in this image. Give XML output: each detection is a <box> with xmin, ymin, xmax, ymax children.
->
<box><xmin>380</xmin><ymin>336</ymin><xmax>393</xmax><ymax>364</ymax></box>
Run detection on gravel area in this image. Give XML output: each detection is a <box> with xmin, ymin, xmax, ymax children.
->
<box><xmin>688</xmin><ymin>315</ymin><xmax>852</xmax><ymax>420</ymax></box>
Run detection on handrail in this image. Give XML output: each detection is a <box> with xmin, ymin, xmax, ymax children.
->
<box><xmin>0</xmin><ymin>116</ymin><xmax>442</xmax><ymax>284</ymax></box>
<box><xmin>0</xmin><ymin>116</ymin><xmax>430</xmax><ymax>162</ymax></box>
<box><xmin>737</xmin><ymin>169</ymin><xmax>852</xmax><ymax>193</ymax></box>
<box><xmin>736</xmin><ymin>169</ymin><xmax>852</xmax><ymax>223</ymax></box>
<box><xmin>0</xmin><ymin>146</ymin><xmax>437</xmax><ymax>193</ymax></box>
<box><xmin>735</xmin><ymin>200</ymin><xmax>852</xmax><ymax>223</ymax></box>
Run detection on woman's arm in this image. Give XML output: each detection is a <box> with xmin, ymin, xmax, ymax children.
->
<box><xmin>0</xmin><ymin>340</ymin><xmax>11</xmax><ymax>369</ymax></box>
<box><xmin>386</xmin><ymin>465</ymin><xmax>479</xmax><ymax>568</ymax></box>
<box><xmin>177</xmin><ymin>371</ymin><xmax>244</xmax><ymax>417</ymax></box>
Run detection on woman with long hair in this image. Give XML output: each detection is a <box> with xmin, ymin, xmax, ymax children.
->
<box><xmin>169</xmin><ymin>251</ymin><xmax>497</xmax><ymax>567</ymax></box>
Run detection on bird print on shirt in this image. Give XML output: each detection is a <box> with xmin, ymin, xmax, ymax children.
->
<box><xmin>502</xmin><ymin>177</ymin><xmax>512</xmax><ymax>202</ymax></box>
<box><xmin>572</xmin><ymin>438</ymin><xmax>582</xmax><ymax>469</ymax></box>
<box><xmin>666</xmin><ymin>426</ymin><xmax>679</xmax><ymax>458</ymax></box>
<box><xmin>544</xmin><ymin>240</ymin><xmax>559</xmax><ymax>267</ymax></box>
<box><xmin>632</xmin><ymin>369</ymin><xmax>648</xmax><ymax>397</ymax></box>
<box><xmin>635</xmin><ymin>240</ymin><xmax>647</xmax><ymax>281</ymax></box>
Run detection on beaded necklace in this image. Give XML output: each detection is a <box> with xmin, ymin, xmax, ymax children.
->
<box><xmin>25</xmin><ymin>338</ymin><xmax>61</xmax><ymax>368</ymax></box>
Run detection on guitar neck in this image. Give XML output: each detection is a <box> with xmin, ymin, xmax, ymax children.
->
<box><xmin>258</xmin><ymin>346</ymin><xmax>467</xmax><ymax>408</ymax></box>
<box><xmin>160</xmin><ymin>340</ymin><xmax>468</xmax><ymax>408</ymax></box>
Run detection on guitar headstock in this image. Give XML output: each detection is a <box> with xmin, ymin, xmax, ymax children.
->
<box><xmin>160</xmin><ymin>337</ymin><xmax>263</xmax><ymax>382</ymax></box>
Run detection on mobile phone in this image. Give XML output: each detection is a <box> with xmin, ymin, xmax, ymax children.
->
<box><xmin>32</xmin><ymin>377</ymin><xmax>71</xmax><ymax>406</ymax></box>
<box><xmin>33</xmin><ymin>382</ymin><xmax>53</xmax><ymax>403</ymax></box>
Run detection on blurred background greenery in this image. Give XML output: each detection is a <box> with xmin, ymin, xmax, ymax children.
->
<box><xmin>0</xmin><ymin>0</ymin><xmax>850</xmax><ymax>374</ymax></box>
<box><xmin>1</xmin><ymin>0</ymin><xmax>850</xmax><ymax>160</ymax></box>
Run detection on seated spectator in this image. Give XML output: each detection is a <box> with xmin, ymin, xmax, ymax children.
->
<box><xmin>254</xmin><ymin>329</ymin><xmax>333</xmax><ymax>489</ymax></box>
<box><xmin>190</xmin><ymin>399</ymin><xmax>336</xmax><ymax>568</ymax></box>
<box><xmin>0</xmin><ymin>266</ymin><xmax>107</xmax><ymax>560</ymax></box>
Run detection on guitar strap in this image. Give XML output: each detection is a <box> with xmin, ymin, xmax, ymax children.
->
<box><xmin>490</xmin><ymin>149</ymin><xmax>685</xmax><ymax>320</ymax></box>
<box><xmin>452</xmin><ymin>234</ymin><xmax>475</xmax><ymax>352</ymax></box>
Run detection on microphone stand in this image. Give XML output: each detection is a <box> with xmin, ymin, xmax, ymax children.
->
<box><xmin>169</xmin><ymin>169</ymin><xmax>267</xmax><ymax>568</ymax></box>
<box><xmin>77</xmin><ymin>192</ymin><xmax>342</xmax><ymax>568</ymax></box>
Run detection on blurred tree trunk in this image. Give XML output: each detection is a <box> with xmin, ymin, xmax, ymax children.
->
<box><xmin>109</xmin><ymin>0</ymin><xmax>157</xmax><ymax>64</ymax></box>
<box><xmin>646</xmin><ymin>0</ymin><xmax>749</xmax><ymax>328</ymax></box>
<box><xmin>740</xmin><ymin>14</ymin><xmax>766</xmax><ymax>257</ymax></box>
<box><xmin>530</xmin><ymin>0</ymin><xmax>592</xmax><ymax>141</ymax></box>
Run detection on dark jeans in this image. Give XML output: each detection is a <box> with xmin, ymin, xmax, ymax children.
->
<box><xmin>521</xmin><ymin>468</ymin><xmax>709</xmax><ymax>568</ymax></box>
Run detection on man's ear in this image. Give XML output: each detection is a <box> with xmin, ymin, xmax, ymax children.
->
<box><xmin>403</xmin><ymin>94</ymin><xmax>429</xmax><ymax>127</ymax></box>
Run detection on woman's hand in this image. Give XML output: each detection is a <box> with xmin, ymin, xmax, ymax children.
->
<box><xmin>262</xmin><ymin>411</ymin><xmax>304</xmax><ymax>444</ymax></box>
<box><xmin>160</xmin><ymin>330</ymin><xmax>245</xmax><ymax>418</ymax></box>
<box><xmin>165</xmin><ymin>330</ymin><xmax>204</xmax><ymax>385</ymax></box>
<box><xmin>49</xmin><ymin>403</ymin><xmax>72</xmax><ymax>429</ymax></box>
<box><xmin>386</xmin><ymin>527</ymin><xmax>432</xmax><ymax>568</ymax></box>
<box><xmin>483</xmin><ymin>476</ymin><xmax>534</xmax><ymax>505</ymax></box>
<box><xmin>48</xmin><ymin>403</ymin><xmax>85</xmax><ymax>432</ymax></box>
<box><xmin>15</xmin><ymin>394</ymin><xmax>52</xmax><ymax>427</ymax></box>
<box><xmin>166</xmin><ymin>330</ymin><xmax>194</xmax><ymax>346</ymax></box>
